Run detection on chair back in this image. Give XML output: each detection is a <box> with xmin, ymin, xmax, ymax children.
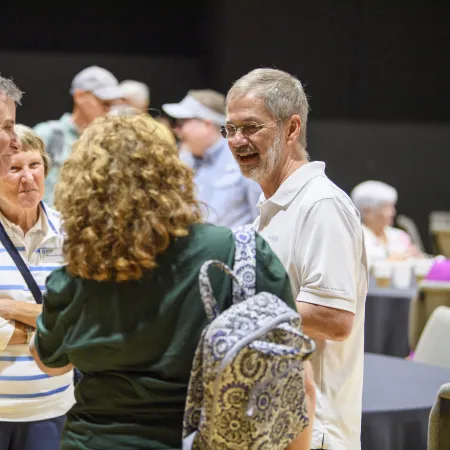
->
<box><xmin>409</xmin><ymin>282</ymin><xmax>450</xmax><ymax>350</ymax></box>
<box><xmin>430</xmin><ymin>211</ymin><xmax>450</xmax><ymax>257</ymax></box>
<box><xmin>413</xmin><ymin>306</ymin><xmax>450</xmax><ymax>368</ymax></box>
<box><xmin>428</xmin><ymin>382</ymin><xmax>450</xmax><ymax>450</ymax></box>
<box><xmin>396</xmin><ymin>214</ymin><xmax>425</xmax><ymax>253</ymax></box>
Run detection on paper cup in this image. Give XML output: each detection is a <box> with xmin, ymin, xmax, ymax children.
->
<box><xmin>373</xmin><ymin>261</ymin><xmax>392</xmax><ymax>288</ymax></box>
<box><xmin>391</xmin><ymin>261</ymin><xmax>413</xmax><ymax>289</ymax></box>
<box><xmin>412</xmin><ymin>258</ymin><xmax>433</xmax><ymax>283</ymax></box>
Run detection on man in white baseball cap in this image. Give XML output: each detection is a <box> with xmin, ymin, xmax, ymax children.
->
<box><xmin>34</xmin><ymin>66</ymin><xmax>126</xmax><ymax>206</ymax></box>
<box><xmin>70</xmin><ymin>66</ymin><xmax>125</xmax><ymax>102</ymax></box>
<box><xmin>162</xmin><ymin>90</ymin><xmax>261</xmax><ymax>228</ymax></box>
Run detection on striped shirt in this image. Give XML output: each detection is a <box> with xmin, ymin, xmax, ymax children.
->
<box><xmin>0</xmin><ymin>203</ymin><xmax>74</xmax><ymax>421</ymax></box>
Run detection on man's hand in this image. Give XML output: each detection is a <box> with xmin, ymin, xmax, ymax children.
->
<box><xmin>0</xmin><ymin>298</ymin><xmax>42</xmax><ymax>327</ymax></box>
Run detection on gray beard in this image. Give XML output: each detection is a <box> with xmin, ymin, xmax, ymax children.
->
<box><xmin>244</xmin><ymin>132</ymin><xmax>283</xmax><ymax>184</ymax></box>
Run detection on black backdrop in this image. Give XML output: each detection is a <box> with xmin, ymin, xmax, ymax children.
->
<box><xmin>1</xmin><ymin>2</ymin><xmax>449</xmax><ymax>250</ymax></box>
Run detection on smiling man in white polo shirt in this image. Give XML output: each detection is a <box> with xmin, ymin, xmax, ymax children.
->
<box><xmin>225</xmin><ymin>68</ymin><xmax>368</xmax><ymax>450</ymax></box>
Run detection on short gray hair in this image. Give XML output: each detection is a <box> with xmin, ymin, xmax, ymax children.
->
<box><xmin>350</xmin><ymin>180</ymin><xmax>398</xmax><ymax>212</ymax></box>
<box><xmin>119</xmin><ymin>80</ymin><xmax>150</xmax><ymax>110</ymax></box>
<box><xmin>0</xmin><ymin>75</ymin><xmax>23</xmax><ymax>104</ymax></box>
<box><xmin>226</xmin><ymin>68</ymin><xmax>310</xmax><ymax>148</ymax></box>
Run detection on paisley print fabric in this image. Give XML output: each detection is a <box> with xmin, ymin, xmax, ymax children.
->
<box><xmin>182</xmin><ymin>226</ymin><xmax>315</xmax><ymax>449</ymax></box>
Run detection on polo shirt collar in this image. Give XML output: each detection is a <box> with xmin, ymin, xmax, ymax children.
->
<box><xmin>0</xmin><ymin>203</ymin><xmax>47</xmax><ymax>239</ymax></box>
<box><xmin>260</xmin><ymin>161</ymin><xmax>327</xmax><ymax>207</ymax></box>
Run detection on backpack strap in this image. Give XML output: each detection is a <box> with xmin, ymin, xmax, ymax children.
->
<box><xmin>199</xmin><ymin>260</ymin><xmax>242</xmax><ymax>322</ymax></box>
<box><xmin>232</xmin><ymin>225</ymin><xmax>257</xmax><ymax>303</ymax></box>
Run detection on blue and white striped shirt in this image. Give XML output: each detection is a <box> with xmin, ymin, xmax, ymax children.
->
<box><xmin>0</xmin><ymin>204</ymin><xmax>74</xmax><ymax>421</ymax></box>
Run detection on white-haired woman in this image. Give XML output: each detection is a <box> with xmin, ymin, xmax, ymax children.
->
<box><xmin>351</xmin><ymin>180</ymin><xmax>422</xmax><ymax>267</ymax></box>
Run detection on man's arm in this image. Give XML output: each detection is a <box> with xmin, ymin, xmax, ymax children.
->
<box><xmin>295</xmin><ymin>198</ymin><xmax>364</xmax><ymax>342</ymax></box>
<box><xmin>297</xmin><ymin>303</ymin><xmax>354</xmax><ymax>342</ymax></box>
<box><xmin>0</xmin><ymin>298</ymin><xmax>42</xmax><ymax>327</ymax></box>
<box><xmin>29</xmin><ymin>333</ymin><xmax>74</xmax><ymax>376</ymax></box>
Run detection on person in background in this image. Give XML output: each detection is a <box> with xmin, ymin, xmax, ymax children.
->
<box><xmin>33</xmin><ymin>66</ymin><xmax>126</xmax><ymax>206</ymax></box>
<box><xmin>226</xmin><ymin>68</ymin><xmax>367</xmax><ymax>450</ymax></box>
<box><xmin>28</xmin><ymin>114</ymin><xmax>314</xmax><ymax>449</ymax></box>
<box><xmin>110</xmin><ymin>82</ymin><xmax>175</xmax><ymax>145</ymax></box>
<box><xmin>351</xmin><ymin>180</ymin><xmax>422</xmax><ymax>267</ymax></box>
<box><xmin>119</xmin><ymin>80</ymin><xmax>150</xmax><ymax>113</ymax></box>
<box><xmin>162</xmin><ymin>89</ymin><xmax>261</xmax><ymax>228</ymax></box>
<box><xmin>0</xmin><ymin>124</ymin><xmax>74</xmax><ymax>450</ymax></box>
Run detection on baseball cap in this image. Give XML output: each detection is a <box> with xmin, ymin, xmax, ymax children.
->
<box><xmin>70</xmin><ymin>66</ymin><xmax>125</xmax><ymax>100</ymax></box>
<box><xmin>162</xmin><ymin>94</ymin><xmax>226</xmax><ymax>126</ymax></box>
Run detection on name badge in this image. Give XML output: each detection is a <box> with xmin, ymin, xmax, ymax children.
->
<box><xmin>40</xmin><ymin>248</ymin><xmax>63</xmax><ymax>262</ymax></box>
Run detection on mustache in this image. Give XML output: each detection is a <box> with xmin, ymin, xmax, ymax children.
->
<box><xmin>235</xmin><ymin>146</ymin><xmax>258</xmax><ymax>155</ymax></box>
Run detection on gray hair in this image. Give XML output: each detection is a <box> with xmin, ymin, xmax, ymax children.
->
<box><xmin>226</xmin><ymin>68</ymin><xmax>310</xmax><ymax>149</ymax></box>
<box><xmin>350</xmin><ymin>180</ymin><xmax>398</xmax><ymax>212</ymax></box>
<box><xmin>119</xmin><ymin>80</ymin><xmax>150</xmax><ymax>110</ymax></box>
<box><xmin>107</xmin><ymin>105</ymin><xmax>141</xmax><ymax>116</ymax></box>
<box><xmin>0</xmin><ymin>75</ymin><xmax>23</xmax><ymax>104</ymax></box>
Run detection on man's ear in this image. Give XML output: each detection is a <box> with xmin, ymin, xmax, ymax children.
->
<box><xmin>286</xmin><ymin>115</ymin><xmax>301</xmax><ymax>145</ymax></box>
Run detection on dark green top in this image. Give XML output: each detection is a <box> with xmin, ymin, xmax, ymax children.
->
<box><xmin>35</xmin><ymin>223</ymin><xmax>295</xmax><ymax>450</ymax></box>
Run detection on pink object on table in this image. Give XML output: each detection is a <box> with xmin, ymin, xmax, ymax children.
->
<box><xmin>426</xmin><ymin>259</ymin><xmax>450</xmax><ymax>281</ymax></box>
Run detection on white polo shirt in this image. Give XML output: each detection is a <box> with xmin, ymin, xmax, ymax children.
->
<box><xmin>255</xmin><ymin>161</ymin><xmax>368</xmax><ymax>450</ymax></box>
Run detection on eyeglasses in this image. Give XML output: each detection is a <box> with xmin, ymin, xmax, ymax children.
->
<box><xmin>220</xmin><ymin>117</ymin><xmax>290</xmax><ymax>139</ymax></box>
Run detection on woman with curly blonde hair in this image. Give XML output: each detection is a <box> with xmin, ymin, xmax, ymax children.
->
<box><xmin>30</xmin><ymin>115</ymin><xmax>304</xmax><ymax>449</ymax></box>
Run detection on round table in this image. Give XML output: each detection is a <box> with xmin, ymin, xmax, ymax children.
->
<box><xmin>364</xmin><ymin>280</ymin><xmax>416</xmax><ymax>357</ymax></box>
<box><xmin>362</xmin><ymin>353</ymin><xmax>450</xmax><ymax>450</ymax></box>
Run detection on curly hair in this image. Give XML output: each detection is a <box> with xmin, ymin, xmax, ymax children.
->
<box><xmin>54</xmin><ymin>114</ymin><xmax>202</xmax><ymax>282</ymax></box>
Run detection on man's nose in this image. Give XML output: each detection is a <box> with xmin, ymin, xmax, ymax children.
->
<box><xmin>228</xmin><ymin>130</ymin><xmax>248</xmax><ymax>148</ymax></box>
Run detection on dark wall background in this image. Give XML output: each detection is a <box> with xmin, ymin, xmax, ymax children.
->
<box><xmin>1</xmin><ymin>2</ymin><xmax>449</xmax><ymax>250</ymax></box>
<box><xmin>0</xmin><ymin>51</ymin><xmax>206</xmax><ymax>126</ymax></box>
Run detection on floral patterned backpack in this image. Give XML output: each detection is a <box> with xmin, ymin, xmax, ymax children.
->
<box><xmin>182</xmin><ymin>226</ymin><xmax>315</xmax><ymax>449</ymax></box>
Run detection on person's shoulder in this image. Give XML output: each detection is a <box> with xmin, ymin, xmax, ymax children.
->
<box><xmin>298</xmin><ymin>174</ymin><xmax>358</xmax><ymax>220</ymax></box>
<box><xmin>45</xmin><ymin>266</ymin><xmax>75</xmax><ymax>298</ymax></box>
<box><xmin>190</xmin><ymin>223</ymin><xmax>233</xmax><ymax>245</ymax></box>
<box><xmin>179</xmin><ymin>223</ymin><xmax>236</xmax><ymax>269</ymax></box>
<box><xmin>33</xmin><ymin>116</ymin><xmax>66</xmax><ymax>142</ymax></box>
<box><xmin>33</xmin><ymin>121</ymin><xmax>54</xmax><ymax>141</ymax></box>
<box><xmin>33</xmin><ymin>117</ymin><xmax>64</xmax><ymax>131</ymax></box>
